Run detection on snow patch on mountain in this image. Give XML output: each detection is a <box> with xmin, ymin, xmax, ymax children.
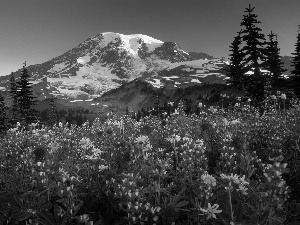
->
<box><xmin>48</xmin><ymin>62</ymin><xmax>68</xmax><ymax>73</ymax></box>
<box><xmin>101</xmin><ymin>32</ymin><xmax>164</xmax><ymax>53</ymax></box>
<box><xmin>77</xmin><ymin>56</ymin><xmax>91</xmax><ymax>64</ymax></box>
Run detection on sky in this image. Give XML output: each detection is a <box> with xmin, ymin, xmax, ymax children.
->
<box><xmin>0</xmin><ymin>0</ymin><xmax>299</xmax><ymax>76</ymax></box>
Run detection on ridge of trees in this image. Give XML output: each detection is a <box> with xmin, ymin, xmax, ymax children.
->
<box><xmin>227</xmin><ymin>4</ymin><xmax>299</xmax><ymax>102</ymax></box>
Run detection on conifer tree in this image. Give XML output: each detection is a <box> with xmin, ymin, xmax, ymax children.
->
<box><xmin>0</xmin><ymin>91</ymin><xmax>9</xmax><ymax>135</ymax></box>
<box><xmin>240</xmin><ymin>4</ymin><xmax>267</xmax><ymax>103</ymax></box>
<box><xmin>227</xmin><ymin>31</ymin><xmax>246</xmax><ymax>90</ymax></box>
<box><xmin>9</xmin><ymin>72</ymin><xmax>19</xmax><ymax>119</ymax></box>
<box><xmin>154</xmin><ymin>94</ymin><xmax>160</xmax><ymax>116</ymax></box>
<box><xmin>48</xmin><ymin>97</ymin><xmax>57</xmax><ymax>126</ymax></box>
<box><xmin>265</xmin><ymin>31</ymin><xmax>287</xmax><ymax>92</ymax></box>
<box><xmin>16</xmin><ymin>62</ymin><xmax>38</xmax><ymax>123</ymax></box>
<box><xmin>291</xmin><ymin>25</ymin><xmax>300</xmax><ymax>97</ymax></box>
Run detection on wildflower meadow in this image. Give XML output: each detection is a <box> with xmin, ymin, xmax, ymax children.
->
<box><xmin>0</xmin><ymin>96</ymin><xmax>300</xmax><ymax>225</ymax></box>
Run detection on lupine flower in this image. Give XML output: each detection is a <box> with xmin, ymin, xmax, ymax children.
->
<box><xmin>281</xmin><ymin>94</ymin><xmax>286</xmax><ymax>100</ymax></box>
<box><xmin>200</xmin><ymin>203</ymin><xmax>222</xmax><ymax>219</ymax></box>
<box><xmin>230</xmin><ymin>119</ymin><xmax>240</xmax><ymax>125</ymax></box>
<box><xmin>166</xmin><ymin>134</ymin><xmax>181</xmax><ymax>144</ymax></box>
<box><xmin>271</xmin><ymin>95</ymin><xmax>277</xmax><ymax>100</ymax></box>
<box><xmin>201</xmin><ymin>172</ymin><xmax>217</xmax><ymax>186</ymax></box>
<box><xmin>135</xmin><ymin>135</ymin><xmax>149</xmax><ymax>145</ymax></box>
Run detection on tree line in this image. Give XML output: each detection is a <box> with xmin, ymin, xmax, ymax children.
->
<box><xmin>0</xmin><ymin>64</ymin><xmax>92</xmax><ymax>135</ymax></box>
<box><xmin>226</xmin><ymin>4</ymin><xmax>300</xmax><ymax>105</ymax></box>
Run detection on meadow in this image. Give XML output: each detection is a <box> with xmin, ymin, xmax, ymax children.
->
<box><xmin>0</xmin><ymin>96</ymin><xmax>300</xmax><ymax>225</ymax></box>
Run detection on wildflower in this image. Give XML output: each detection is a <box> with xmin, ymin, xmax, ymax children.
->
<box><xmin>237</xmin><ymin>183</ymin><xmax>248</xmax><ymax>195</ymax></box>
<box><xmin>222</xmin><ymin>118</ymin><xmax>229</xmax><ymax>126</ymax></box>
<box><xmin>271</xmin><ymin>95</ymin><xmax>277</xmax><ymax>100</ymax></box>
<box><xmin>98</xmin><ymin>165</ymin><xmax>108</xmax><ymax>171</ymax></box>
<box><xmin>198</xmin><ymin>102</ymin><xmax>203</xmax><ymax>108</ymax></box>
<box><xmin>200</xmin><ymin>203</ymin><xmax>222</xmax><ymax>219</ymax></box>
<box><xmin>79</xmin><ymin>137</ymin><xmax>93</xmax><ymax>149</ymax></box>
<box><xmin>166</xmin><ymin>134</ymin><xmax>181</xmax><ymax>145</ymax></box>
<box><xmin>135</xmin><ymin>135</ymin><xmax>149</xmax><ymax>145</ymax></box>
<box><xmin>230</xmin><ymin>119</ymin><xmax>240</xmax><ymax>125</ymax></box>
<box><xmin>201</xmin><ymin>172</ymin><xmax>217</xmax><ymax>186</ymax></box>
<box><xmin>281</xmin><ymin>94</ymin><xmax>286</xmax><ymax>100</ymax></box>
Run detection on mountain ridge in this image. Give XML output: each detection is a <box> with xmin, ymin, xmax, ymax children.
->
<box><xmin>0</xmin><ymin>32</ymin><xmax>294</xmax><ymax>113</ymax></box>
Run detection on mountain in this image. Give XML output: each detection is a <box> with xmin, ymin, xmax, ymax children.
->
<box><xmin>0</xmin><ymin>32</ymin><xmax>228</xmax><ymax>101</ymax></box>
<box><xmin>0</xmin><ymin>32</ymin><xmax>293</xmax><ymax>113</ymax></box>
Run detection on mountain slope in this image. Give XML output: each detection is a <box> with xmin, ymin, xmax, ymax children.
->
<box><xmin>0</xmin><ymin>32</ymin><xmax>196</xmax><ymax>100</ymax></box>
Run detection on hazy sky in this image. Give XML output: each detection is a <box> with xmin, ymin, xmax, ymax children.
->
<box><xmin>0</xmin><ymin>0</ymin><xmax>299</xmax><ymax>76</ymax></box>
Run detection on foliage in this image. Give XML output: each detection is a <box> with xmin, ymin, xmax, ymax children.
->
<box><xmin>0</xmin><ymin>94</ymin><xmax>300</xmax><ymax>225</ymax></box>
<box><xmin>0</xmin><ymin>91</ymin><xmax>9</xmax><ymax>135</ymax></box>
<box><xmin>16</xmin><ymin>63</ymin><xmax>38</xmax><ymax>124</ymax></box>
<box><xmin>265</xmin><ymin>31</ymin><xmax>287</xmax><ymax>92</ymax></box>
<box><xmin>227</xmin><ymin>31</ymin><xmax>246</xmax><ymax>91</ymax></box>
<box><xmin>291</xmin><ymin>25</ymin><xmax>300</xmax><ymax>97</ymax></box>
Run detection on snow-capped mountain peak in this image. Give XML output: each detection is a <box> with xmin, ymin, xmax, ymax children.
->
<box><xmin>88</xmin><ymin>32</ymin><xmax>164</xmax><ymax>57</ymax></box>
<box><xmin>0</xmin><ymin>32</ymin><xmax>212</xmax><ymax>101</ymax></box>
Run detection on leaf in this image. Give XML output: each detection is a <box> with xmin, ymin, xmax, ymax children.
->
<box><xmin>174</xmin><ymin>200</ymin><xmax>189</xmax><ymax>209</ymax></box>
<box><xmin>268</xmin><ymin>215</ymin><xmax>285</xmax><ymax>225</ymax></box>
<box><xmin>73</xmin><ymin>201</ymin><xmax>84</xmax><ymax>215</ymax></box>
<box><xmin>268</xmin><ymin>208</ymin><xmax>286</xmax><ymax>225</ymax></box>
<box><xmin>35</xmin><ymin>218</ymin><xmax>55</xmax><ymax>225</ymax></box>
<box><xmin>245</xmin><ymin>153</ymin><xmax>253</xmax><ymax>165</ymax></box>
<box><xmin>13</xmin><ymin>196</ymin><xmax>24</xmax><ymax>209</ymax></box>
<box><xmin>242</xmin><ymin>203</ymin><xmax>257</xmax><ymax>218</ymax></box>
<box><xmin>37</xmin><ymin>211</ymin><xmax>56</xmax><ymax>225</ymax></box>
<box><xmin>234</xmin><ymin>202</ymin><xmax>244</xmax><ymax>222</ymax></box>
<box><xmin>15</xmin><ymin>212</ymin><xmax>31</xmax><ymax>221</ymax></box>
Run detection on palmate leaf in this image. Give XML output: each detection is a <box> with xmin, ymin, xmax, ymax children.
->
<box><xmin>163</xmin><ymin>187</ymin><xmax>190</xmax><ymax>212</ymax></box>
<box><xmin>267</xmin><ymin>208</ymin><xmax>286</xmax><ymax>225</ymax></box>
<box><xmin>36</xmin><ymin>207</ymin><xmax>68</xmax><ymax>225</ymax></box>
<box><xmin>15</xmin><ymin>212</ymin><xmax>31</xmax><ymax>222</ymax></box>
<box><xmin>37</xmin><ymin>211</ymin><xmax>56</xmax><ymax>225</ymax></box>
<box><xmin>242</xmin><ymin>203</ymin><xmax>259</xmax><ymax>222</ymax></box>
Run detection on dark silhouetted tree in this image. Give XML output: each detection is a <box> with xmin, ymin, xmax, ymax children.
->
<box><xmin>0</xmin><ymin>91</ymin><xmax>9</xmax><ymax>135</ymax></box>
<box><xmin>136</xmin><ymin>110</ymin><xmax>141</xmax><ymax>122</ymax></box>
<box><xmin>291</xmin><ymin>25</ymin><xmax>300</xmax><ymax>97</ymax></box>
<box><xmin>16</xmin><ymin>62</ymin><xmax>38</xmax><ymax>123</ymax></box>
<box><xmin>154</xmin><ymin>94</ymin><xmax>160</xmax><ymax>116</ymax></box>
<box><xmin>265</xmin><ymin>31</ymin><xmax>287</xmax><ymax>92</ymax></box>
<box><xmin>240</xmin><ymin>4</ymin><xmax>267</xmax><ymax>103</ymax></box>
<box><xmin>9</xmin><ymin>72</ymin><xmax>19</xmax><ymax>119</ymax></box>
<box><xmin>227</xmin><ymin>30</ymin><xmax>247</xmax><ymax>90</ymax></box>
<box><xmin>48</xmin><ymin>97</ymin><xmax>57</xmax><ymax>126</ymax></box>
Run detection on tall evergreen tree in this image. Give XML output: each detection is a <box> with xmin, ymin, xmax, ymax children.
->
<box><xmin>48</xmin><ymin>97</ymin><xmax>57</xmax><ymax>126</ymax></box>
<box><xmin>291</xmin><ymin>25</ymin><xmax>300</xmax><ymax>97</ymax></box>
<box><xmin>154</xmin><ymin>94</ymin><xmax>160</xmax><ymax>116</ymax></box>
<box><xmin>240</xmin><ymin>4</ymin><xmax>267</xmax><ymax>103</ymax></box>
<box><xmin>227</xmin><ymin>31</ymin><xmax>246</xmax><ymax>91</ymax></box>
<box><xmin>16</xmin><ymin>62</ymin><xmax>38</xmax><ymax>123</ymax></box>
<box><xmin>265</xmin><ymin>31</ymin><xmax>287</xmax><ymax>92</ymax></box>
<box><xmin>9</xmin><ymin>72</ymin><xmax>19</xmax><ymax>119</ymax></box>
<box><xmin>0</xmin><ymin>91</ymin><xmax>9</xmax><ymax>135</ymax></box>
